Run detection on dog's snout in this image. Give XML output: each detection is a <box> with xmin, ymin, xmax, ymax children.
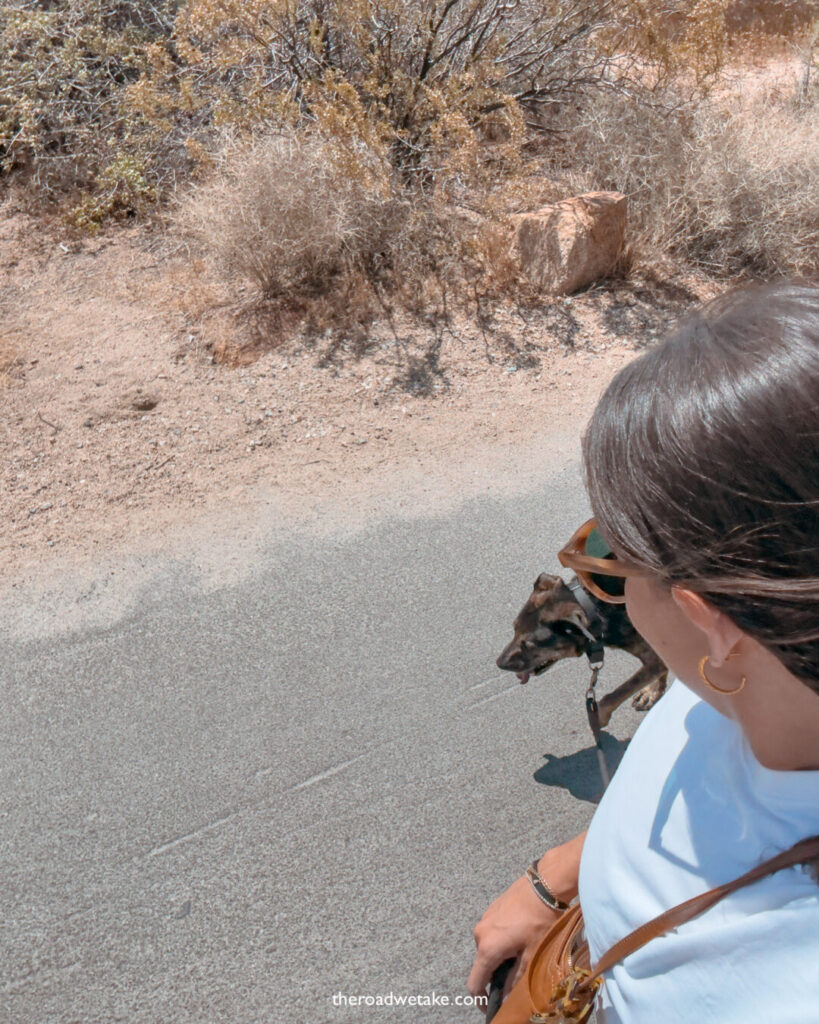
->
<box><xmin>497</xmin><ymin>642</ymin><xmax>525</xmax><ymax>671</ymax></box>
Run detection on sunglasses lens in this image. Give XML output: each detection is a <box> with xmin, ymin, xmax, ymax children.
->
<box><xmin>584</xmin><ymin>527</ymin><xmax>625</xmax><ymax>598</ymax></box>
<box><xmin>584</xmin><ymin>527</ymin><xmax>612</xmax><ymax>558</ymax></box>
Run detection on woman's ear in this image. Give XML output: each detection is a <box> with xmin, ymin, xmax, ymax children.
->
<box><xmin>670</xmin><ymin>586</ymin><xmax>745</xmax><ymax>666</ymax></box>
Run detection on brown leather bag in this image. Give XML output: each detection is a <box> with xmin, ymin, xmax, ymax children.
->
<box><xmin>490</xmin><ymin>834</ymin><xmax>819</xmax><ymax>1024</ymax></box>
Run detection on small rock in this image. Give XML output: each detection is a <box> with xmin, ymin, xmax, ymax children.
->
<box><xmin>83</xmin><ymin>417</ymin><xmax>94</xmax><ymax>428</ymax></box>
<box><xmin>174</xmin><ymin>900</ymin><xmax>192</xmax><ymax>921</ymax></box>
<box><xmin>511</xmin><ymin>191</ymin><xmax>626</xmax><ymax>295</ymax></box>
<box><xmin>130</xmin><ymin>390</ymin><xmax>160</xmax><ymax>412</ymax></box>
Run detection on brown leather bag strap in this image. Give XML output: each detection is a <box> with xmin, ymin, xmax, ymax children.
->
<box><xmin>586</xmin><ymin>834</ymin><xmax>819</xmax><ymax>987</ymax></box>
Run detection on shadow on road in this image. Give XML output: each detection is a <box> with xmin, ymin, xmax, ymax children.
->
<box><xmin>533</xmin><ymin>733</ymin><xmax>631</xmax><ymax>804</ymax></box>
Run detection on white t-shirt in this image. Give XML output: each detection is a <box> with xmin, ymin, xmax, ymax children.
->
<box><xmin>577</xmin><ymin>678</ymin><xmax>819</xmax><ymax>1024</ymax></box>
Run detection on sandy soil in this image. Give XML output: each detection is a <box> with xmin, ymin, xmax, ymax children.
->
<box><xmin>0</xmin><ymin>208</ymin><xmax>720</xmax><ymax>581</ymax></box>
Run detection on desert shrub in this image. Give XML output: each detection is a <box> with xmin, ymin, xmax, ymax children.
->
<box><xmin>168</xmin><ymin>0</ymin><xmax>727</xmax><ymax>192</ymax></box>
<box><xmin>547</xmin><ymin>81</ymin><xmax>819</xmax><ymax>276</ymax></box>
<box><xmin>1</xmin><ymin>0</ymin><xmax>729</xmax><ymax>216</ymax></box>
<box><xmin>0</xmin><ymin>0</ymin><xmax>184</xmax><ymax>213</ymax></box>
<box><xmin>726</xmin><ymin>0</ymin><xmax>818</xmax><ymax>40</ymax></box>
<box><xmin>169</xmin><ymin>0</ymin><xmax>734</xmax><ymax>317</ymax></box>
<box><xmin>797</xmin><ymin>17</ymin><xmax>819</xmax><ymax>100</ymax></box>
<box><xmin>13</xmin><ymin>0</ymin><xmax>814</xmax><ymax>302</ymax></box>
<box><xmin>175</xmin><ymin>132</ymin><xmax>408</xmax><ymax>297</ymax></box>
<box><xmin>682</xmin><ymin>98</ymin><xmax>819</xmax><ymax>274</ymax></box>
<box><xmin>173</xmin><ymin>125</ymin><xmax>518</xmax><ymax>346</ymax></box>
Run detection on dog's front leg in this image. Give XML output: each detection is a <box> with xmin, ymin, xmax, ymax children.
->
<box><xmin>596</xmin><ymin>665</ymin><xmax>658</xmax><ymax>729</ymax></box>
<box><xmin>632</xmin><ymin>671</ymin><xmax>668</xmax><ymax>712</ymax></box>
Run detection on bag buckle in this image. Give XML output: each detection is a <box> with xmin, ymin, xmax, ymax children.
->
<box><xmin>529</xmin><ymin>968</ymin><xmax>601</xmax><ymax>1024</ymax></box>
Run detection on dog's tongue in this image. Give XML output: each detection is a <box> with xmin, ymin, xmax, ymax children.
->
<box><xmin>516</xmin><ymin>671</ymin><xmax>530</xmax><ymax>684</ymax></box>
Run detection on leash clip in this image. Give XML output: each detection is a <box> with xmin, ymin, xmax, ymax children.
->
<box><xmin>585</xmin><ymin>654</ymin><xmax>602</xmax><ymax>710</ymax></box>
<box><xmin>584</xmin><ymin>661</ymin><xmax>611</xmax><ymax>792</ymax></box>
<box><xmin>566</xmin><ymin>577</ymin><xmax>611</xmax><ymax>791</ymax></box>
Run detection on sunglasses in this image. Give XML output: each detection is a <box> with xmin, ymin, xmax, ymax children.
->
<box><xmin>557</xmin><ymin>518</ymin><xmax>646</xmax><ymax>604</ymax></box>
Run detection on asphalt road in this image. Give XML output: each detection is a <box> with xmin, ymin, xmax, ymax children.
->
<box><xmin>0</xmin><ymin>456</ymin><xmax>644</xmax><ymax>1024</ymax></box>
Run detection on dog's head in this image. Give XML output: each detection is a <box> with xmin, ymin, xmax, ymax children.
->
<box><xmin>496</xmin><ymin>572</ymin><xmax>590</xmax><ymax>683</ymax></box>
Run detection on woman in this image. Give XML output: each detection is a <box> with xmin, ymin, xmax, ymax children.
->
<box><xmin>468</xmin><ymin>282</ymin><xmax>819</xmax><ymax>1022</ymax></box>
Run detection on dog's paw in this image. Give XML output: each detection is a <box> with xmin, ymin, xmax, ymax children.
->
<box><xmin>632</xmin><ymin>680</ymin><xmax>665</xmax><ymax>712</ymax></box>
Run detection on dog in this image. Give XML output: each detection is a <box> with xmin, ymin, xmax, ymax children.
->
<box><xmin>497</xmin><ymin>572</ymin><xmax>667</xmax><ymax>728</ymax></box>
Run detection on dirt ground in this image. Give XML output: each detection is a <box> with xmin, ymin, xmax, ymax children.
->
<box><xmin>0</xmin><ymin>206</ymin><xmax>721</xmax><ymax>580</ymax></box>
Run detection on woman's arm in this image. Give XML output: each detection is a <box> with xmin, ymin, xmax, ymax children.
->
<box><xmin>535</xmin><ymin>830</ymin><xmax>587</xmax><ymax>904</ymax></box>
<box><xmin>467</xmin><ymin>831</ymin><xmax>587</xmax><ymax>1002</ymax></box>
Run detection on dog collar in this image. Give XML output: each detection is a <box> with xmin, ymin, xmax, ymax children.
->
<box><xmin>567</xmin><ymin>579</ymin><xmax>605</xmax><ymax>669</ymax></box>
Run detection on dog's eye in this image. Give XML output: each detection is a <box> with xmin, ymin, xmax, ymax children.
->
<box><xmin>551</xmin><ymin>623</ymin><xmax>575</xmax><ymax>638</ymax></box>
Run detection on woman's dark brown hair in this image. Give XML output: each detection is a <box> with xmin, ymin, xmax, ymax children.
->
<box><xmin>582</xmin><ymin>281</ymin><xmax>819</xmax><ymax>691</ymax></box>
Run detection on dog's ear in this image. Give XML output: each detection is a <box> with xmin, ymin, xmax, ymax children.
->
<box><xmin>533</xmin><ymin>572</ymin><xmax>561</xmax><ymax>592</ymax></box>
<box><xmin>551</xmin><ymin>602</ymin><xmax>589</xmax><ymax>631</ymax></box>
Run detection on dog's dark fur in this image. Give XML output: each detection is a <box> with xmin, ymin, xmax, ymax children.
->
<box><xmin>497</xmin><ymin>573</ymin><xmax>667</xmax><ymax>728</ymax></box>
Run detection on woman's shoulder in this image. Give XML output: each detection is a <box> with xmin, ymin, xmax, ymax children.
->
<box><xmin>579</xmin><ymin>673</ymin><xmax>819</xmax><ymax>960</ymax></box>
<box><xmin>582</xmin><ymin>676</ymin><xmax>819</xmax><ymax>1022</ymax></box>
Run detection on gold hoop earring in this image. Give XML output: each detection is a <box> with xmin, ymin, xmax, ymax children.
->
<box><xmin>698</xmin><ymin>655</ymin><xmax>747</xmax><ymax>696</ymax></box>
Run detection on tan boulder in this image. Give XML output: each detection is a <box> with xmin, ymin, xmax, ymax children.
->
<box><xmin>511</xmin><ymin>191</ymin><xmax>626</xmax><ymax>295</ymax></box>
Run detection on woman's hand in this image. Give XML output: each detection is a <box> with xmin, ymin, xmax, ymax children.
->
<box><xmin>467</xmin><ymin>831</ymin><xmax>587</xmax><ymax>1006</ymax></box>
<box><xmin>467</xmin><ymin>873</ymin><xmax>562</xmax><ymax>1004</ymax></box>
